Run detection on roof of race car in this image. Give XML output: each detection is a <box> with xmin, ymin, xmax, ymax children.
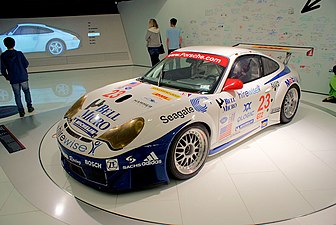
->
<box><xmin>176</xmin><ymin>46</ymin><xmax>258</xmax><ymax>58</ymax></box>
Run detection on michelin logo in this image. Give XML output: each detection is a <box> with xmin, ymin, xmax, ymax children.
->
<box><xmin>123</xmin><ymin>152</ymin><xmax>162</xmax><ymax>170</ymax></box>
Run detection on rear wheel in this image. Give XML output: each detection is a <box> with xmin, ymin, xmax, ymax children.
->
<box><xmin>280</xmin><ymin>85</ymin><xmax>300</xmax><ymax>124</ymax></box>
<box><xmin>167</xmin><ymin>124</ymin><xmax>209</xmax><ymax>180</ymax></box>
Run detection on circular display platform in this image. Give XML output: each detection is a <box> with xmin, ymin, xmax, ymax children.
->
<box><xmin>39</xmin><ymin>102</ymin><xmax>336</xmax><ymax>225</ymax></box>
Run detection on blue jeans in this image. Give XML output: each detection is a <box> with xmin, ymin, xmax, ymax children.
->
<box><xmin>11</xmin><ymin>81</ymin><xmax>32</xmax><ymax>113</ymax></box>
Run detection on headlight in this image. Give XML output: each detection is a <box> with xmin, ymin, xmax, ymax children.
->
<box><xmin>98</xmin><ymin>117</ymin><xmax>144</xmax><ymax>150</ymax></box>
<box><xmin>64</xmin><ymin>95</ymin><xmax>87</xmax><ymax>120</ymax></box>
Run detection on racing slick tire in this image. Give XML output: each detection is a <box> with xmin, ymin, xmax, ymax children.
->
<box><xmin>280</xmin><ymin>85</ymin><xmax>300</xmax><ymax>124</ymax></box>
<box><xmin>167</xmin><ymin>124</ymin><xmax>209</xmax><ymax>180</ymax></box>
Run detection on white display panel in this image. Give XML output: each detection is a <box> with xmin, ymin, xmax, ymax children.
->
<box><xmin>0</xmin><ymin>14</ymin><xmax>132</xmax><ymax>72</ymax></box>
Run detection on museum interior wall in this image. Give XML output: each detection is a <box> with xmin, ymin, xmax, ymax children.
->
<box><xmin>117</xmin><ymin>0</ymin><xmax>336</xmax><ymax>95</ymax></box>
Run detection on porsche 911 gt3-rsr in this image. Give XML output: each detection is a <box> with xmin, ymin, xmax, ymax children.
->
<box><xmin>56</xmin><ymin>45</ymin><xmax>301</xmax><ymax>192</ymax></box>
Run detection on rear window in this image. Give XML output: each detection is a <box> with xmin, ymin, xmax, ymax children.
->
<box><xmin>262</xmin><ymin>56</ymin><xmax>279</xmax><ymax>75</ymax></box>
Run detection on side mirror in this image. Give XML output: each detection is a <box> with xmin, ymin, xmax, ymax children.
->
<box><xmin>222</xmin><ymin>78</ymin><xmax>243</xmax><ymax>91</ymax></box>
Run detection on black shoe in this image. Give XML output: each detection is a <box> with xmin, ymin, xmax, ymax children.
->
<box><xmin>323</xmin><ymin>96</ymin><xmax>335</xmax><ymax>103</ymax></box>
<box><xmin>28</xmin><ymin>106</ymin><xmax>35</xmax><ymax>113</ymax></box>
<box><xmin>19</xmin><ymin>111</ymin><xmax>25</xmax><ymax>117</ymax></box>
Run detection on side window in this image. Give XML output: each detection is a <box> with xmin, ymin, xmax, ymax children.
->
<box><xmin>13</xmin><ymin>27</ymin><xmax>24</xmax><ymax>35</ymax></box>
<box><xmin>229</xmin><ymin>55</ymin><xmax>261</xmax><ymax>83</ymax></box>
<box><xmin>19</xmin><ymin>26</ymin><xmax>37</xmax><ymax>35</ymax></box>
<box><xmin>38</xmin><ymin>27</ymin><xmax>53</xmax><ymax>34</ymax></box>
<box><xmin>262</xmin><ymin>56</ymin><xmax>279</xmax><ymax>76</ymax></box>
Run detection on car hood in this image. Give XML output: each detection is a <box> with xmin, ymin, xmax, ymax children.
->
<box><xmin>67</xmin><ymin>78</ymin><xmax>188</xmax><ymax>138</ymax></box>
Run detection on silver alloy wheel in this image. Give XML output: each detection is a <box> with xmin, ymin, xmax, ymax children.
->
<box><xmin>47</xmin><ymin>40</ymin><xmax>64</xmax><ymax>55</ymax></box>
<box><xmin>283</xmin><ymin>87</ymin><xmax>299</xmax><ymax>119</ymax></box>
<box><xmin>173</xmin><ymin>128</ymin><xmax>208</xmax><ymax>175</ymax></box>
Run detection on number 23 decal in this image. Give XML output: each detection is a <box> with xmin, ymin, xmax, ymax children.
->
<box><xmin>103</xmin><ymin>90</ymin><xmax>125</xmax><ymax>98</ymax></box>
<box><xmin>258</xmin><ymin>93</ymin><xmax>271</xmax><ymax>111</ymax></box>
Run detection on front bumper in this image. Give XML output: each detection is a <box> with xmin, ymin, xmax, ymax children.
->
<box><xmin>58</xmin><ymin>122</ymin><xmax>188</xmax><ymax>192</ymax></box>
<box><xmin>59</xmin><ymin>141</ymin><xmax>170</xmax><ymax>192</ymax></box>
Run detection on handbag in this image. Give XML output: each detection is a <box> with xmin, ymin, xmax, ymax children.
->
<box><xmin>159</xmin><ymin>44</ymin><xmax>165</xmax><ymax>54</ymax></box>
<box><xmin>158</xmin><ymin>34</ymin><xmax>165</xmax><ymax>54</ymax></box>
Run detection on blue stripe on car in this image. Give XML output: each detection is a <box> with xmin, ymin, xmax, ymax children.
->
<box><xmin>209</xmin><ymin>127</ymin><xmax>259</xmax><ymax>155</ymax></box>
<box><xmin>264</xmin><ymin>66</ymin><xmax>291</xmax><ymax>85</ymax></box>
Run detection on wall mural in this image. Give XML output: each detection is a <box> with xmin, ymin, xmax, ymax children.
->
<box><xmin>181</xmin><ymin>0</ymin><xmax>335</xmax><ymax>94</ymax></box>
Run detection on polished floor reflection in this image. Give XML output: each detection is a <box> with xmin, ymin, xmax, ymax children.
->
<box><xmin>0</xmin><ymin>66</ymin><xmax>336</xmax><ymax>225</ymax></box>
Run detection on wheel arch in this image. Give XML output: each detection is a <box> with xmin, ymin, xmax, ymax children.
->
<box><xmin>269</xmin><ymin>81</ymin><xmax>301</xmax><ymax>124</ymax></box>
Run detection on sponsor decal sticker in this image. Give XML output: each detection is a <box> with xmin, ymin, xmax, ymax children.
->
<box><xmin>160</xmin><ymin>107</ymin><xmax>194</xmax><ymax>123</ymax></box>
<box><xmin>216</xmin><ymin>97</ymin><xmax>237</xmax><ymax>111</ymax></box>
<box><xmin>236</xmin><ymin>119</ymin><xmax>254</xmax><ymax>131</ymax></box>
<box><xmin>261</xmin><ymin>119</ymin><xmax>268</xmax><ymax>129</ymax></box>
<box><xmin>166</xmin><ymin>52</ymin><xmax>229</xmax><ymax>67</ymax></box>
<box><xmin>115</xmin><ymin>81</ymin><xmax>141</xmax><ymax>90</ymax></box>
<box><xmin>85</xmin><ymin>159</ymin><xmax>102</xmax><ymax>169</ymax></box>
<box><xmin>237</xmin><ymin>85</ymin><xmax>261</xmax><ymax>99</ymax></box>
<box><xmin>122</xmin><ymin>152</ymin><xmax>162</xmax><ymax>170</ymax></box>
<box><xmin>69</xmin><ymin>155</ymin><xmax>81</xmax><ymax>165</ymax></box>
<box><xmin>152</xmin><ymin>92</ymin><xmax>171</xmax><ymax>101</ymax></box>
<box><xmin>106</xmin><ymin>159</ymin><xmax>119</xmax><ymax>171</ymax></box>
<box><xmin>190</xmin><ymin>96</ymin><xmax>209</xmax><ymax>113</ymax></box>
<box><xmin>73</xmin><ymin>101</ymin><xmax>121</xmax><ymax>137</ymax></box>
<box><xmin>126</xmin><ymin>156</ymin><xmax>136</xmax><ymax>163</ymax></box>
<box><xmin>243</xmin><ymin>102</ymin><xmax>252</xmax><ymax>112</ymax></box>
<box><xmin>219</xmin><ymin>113</ymin><xmax>235</xmax><ymax>140</ymax></box>
<box><xmin>271</xmin><ymin>107</ymin><xmax>281</xmax><ymax>114</ymax></box>
<box><xmin>57</xmin><ymin>128</ymin><xmax>88</xmax><ymax>153</ymax></box>
<box><xmin>133</xmin><ymin>99</ymin><xmax>153</xmax><ymax>108</ymax></box>
<box><xmin>285</xmin><ymin>77</ymin><xmax>299</xmax><ymax>87</ymax></box>
<box><xmin>144</xmin><ymin>97</ymin><xmax>157</xmax><ymax>103</ymax></box>
<box><xmin>220</xmin><ymin>116</ymin><xmax>228</xmax><ymax>124</ymax></box>
<box><xmin>270</xmin><ymin>81</ymin><xmax>279</xmax><ymax>91</ymax></box>
<box><xmin>256</xmin><ymin>111</ymin><xmax>264</xmax><ymax>120</ymax></box>
<box><xmin>151</xmin><ymin>86</ymin><xmax>181</xmax><ymax>98</ymax></box>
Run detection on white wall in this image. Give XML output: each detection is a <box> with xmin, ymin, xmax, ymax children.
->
<box><xmin>118</xmin><ymin>0</ymin><xmax>336</xmax><ymax>94</ymax></box>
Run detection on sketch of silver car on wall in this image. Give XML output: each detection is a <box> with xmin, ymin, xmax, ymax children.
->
<box><xmin>0</xmin><ymin>23</ymin><xmax>81</xmax><ymax>55</ymax></box>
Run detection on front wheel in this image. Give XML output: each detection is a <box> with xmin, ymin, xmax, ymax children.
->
<box><xmin>167</xmin><ymin>124</ymin><xmax>209</xmax><ymax>180</ymax></box>
<box><xmin>46</xmin><ymin>39</ymin><xmax>65</xmax><ymax>55</ymax></box>
<box><xmin>280</xmin><ymin>85</ymin><xmax>300</xmax><ymax>124</ymax></box>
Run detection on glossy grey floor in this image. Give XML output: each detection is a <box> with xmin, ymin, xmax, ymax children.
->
<box><xmin>0</xmin><ymin>66</ymin><xmax>336</xmax><ymax>225</ymax></box>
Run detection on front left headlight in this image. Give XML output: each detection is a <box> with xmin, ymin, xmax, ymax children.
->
<box><xmin>98</xmin><ymin>117</ymin><xmax>145</xmax><ymax>150</ymax></box>
<box><xmin>64</xmin><ymin>95</ymin><xmax>87</xmax><ymax>120</ymax></box>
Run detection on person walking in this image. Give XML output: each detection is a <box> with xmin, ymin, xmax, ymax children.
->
<box><xmin>166</xmin><ymin>18</ymin><xmax>182</xmax><ymax>69</ymax></box>
<box><xmin>166</xmin><ymin>17</ymin><xmax>182</xmax><ymax>54</ymax></box>
<box><xmin>145</xmin><ymin>18</ymin><xmax>162</xmax><ymax>66</ymax></box>
<box><xmin>1</xmin><ymin>37</ymin><xmax>34</xmax><ymax>117</ymax></box>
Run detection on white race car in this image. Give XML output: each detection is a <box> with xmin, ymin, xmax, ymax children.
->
<box><xmin>56</xmin><ymin>45</ymin><xmax>302</xmax><ymax>192</ymax></box>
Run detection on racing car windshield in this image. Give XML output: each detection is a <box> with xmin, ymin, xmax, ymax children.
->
<box><xmin>140</xmin><ymin>52</ymin><xmax>228</xmax><ymax>94</ymax></box>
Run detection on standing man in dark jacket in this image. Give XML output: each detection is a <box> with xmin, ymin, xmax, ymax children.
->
<box><xmin>1</xmin><ymin>37</ymin><xmax>34</xmax><ymax>117</ymax></box>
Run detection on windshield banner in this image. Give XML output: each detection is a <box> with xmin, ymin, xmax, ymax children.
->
<box><xmin>166</xmin><ymin>52</ymin><xmax>229</xmax><ymax>67</ymax></box>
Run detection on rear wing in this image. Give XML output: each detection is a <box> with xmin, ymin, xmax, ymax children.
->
<box><xmin>233</xmin><ymin>43</ymin><xmax>314</xmax><ymax>65</ymax></box>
